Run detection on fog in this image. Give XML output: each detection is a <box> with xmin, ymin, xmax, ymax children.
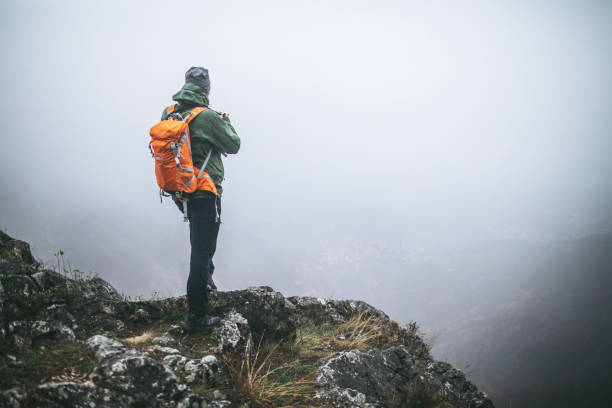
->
<box><xmin>1</xmin><ymin>0</ymin><xmax>612</xmax><ymax>406</ymax></box>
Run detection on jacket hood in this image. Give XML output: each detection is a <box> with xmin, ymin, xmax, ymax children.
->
<box><xmin>172</xmin><ymin>82</ymin><xmax>210</xmax><ymax>107</ymax></box>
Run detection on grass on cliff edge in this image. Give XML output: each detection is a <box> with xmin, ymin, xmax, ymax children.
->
<box><xmin>226</xmin><ymin>312</ymin><xmax>397</xmax><ymax>407</ymax></box>
<box><xmin>0</xmin><ymin>337</ymin><xmax>96</xmax><ymax>392</ymax></box>
<box><xmin>228</xmin><ymin>336</ymin><xmax>318</xmax><ymax>407</ymax></box>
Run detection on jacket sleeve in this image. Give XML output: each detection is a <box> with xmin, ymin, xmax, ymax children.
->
<box><xmin>197</xmin><ymin>112</ymin><xmax>241</xmax><ymax>154</ymax></box>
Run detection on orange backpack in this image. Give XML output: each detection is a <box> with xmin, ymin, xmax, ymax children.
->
<box><xmin>149</xmin><ymin>104</ymin><xmax>217</xmax><ymax>220</ymax></box>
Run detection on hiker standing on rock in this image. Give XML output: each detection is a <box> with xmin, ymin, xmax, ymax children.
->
<box><xmin>150</xmin><ymin>67</ymin><xmax>240</xmax><ymax>330</ymax></box>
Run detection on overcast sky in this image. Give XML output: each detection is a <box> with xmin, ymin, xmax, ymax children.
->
<box><xmin>1</xmin><ymin>1</ymin><xmax>611</xmax><ymax>402</ymax></box>
<box><xmin>2</xmin><ymin>0</ymin><xmax>611</xmax><ymax>300</ymax></box>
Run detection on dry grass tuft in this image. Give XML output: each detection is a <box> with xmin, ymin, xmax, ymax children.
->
<box><xmin>121</xmin><ymin>331</ymin><xmax>154</xmax><ymax>345</ymax></box>
<box><xmin>229</xmin><ymin>336</ymin><xmax>316</xmax><ymax>407</ymax></box>
<box><xmin>330</xmin><ymin>312</ymin><xmax>384</xmax><ymax>351</ymax></box>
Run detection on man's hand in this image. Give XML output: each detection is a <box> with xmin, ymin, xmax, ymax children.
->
<box><xmin>217</xmin><ymin>112</ymin><xmax>231</xmax><ymax>156</ymax></box>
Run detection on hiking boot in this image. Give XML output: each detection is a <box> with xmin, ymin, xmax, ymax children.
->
<box><xmin>184</xmin><ymin>312</ymin><xmax>221</xmax><ymax>331</ymax></box>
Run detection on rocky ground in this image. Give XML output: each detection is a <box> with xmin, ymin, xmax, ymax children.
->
<box><xmin>0</xmin><ymin>231</ymin><xmax>494</xmax><ymax>408</ymax></box>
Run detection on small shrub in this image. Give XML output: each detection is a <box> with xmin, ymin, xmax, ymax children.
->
<box><xmin>7</xmin><ymin>248</ymin><xmax>23</xmax><ymax>262</ymax></box>
<box><xmin>53</xmin><ymin>250</ymin><xmax>91</xmax><ymax>282</ymax></box>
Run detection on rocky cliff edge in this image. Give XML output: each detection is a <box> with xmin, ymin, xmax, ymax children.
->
<box><xmin>0</xmin><ymin>231</ymin><xmax>493</xmax><ymax>408</ymax></box>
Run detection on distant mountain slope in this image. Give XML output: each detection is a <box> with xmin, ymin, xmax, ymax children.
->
<box><xmin>434</xmin><ymin>232</ymin><xmax>612</xmax><ymax>408</ymax></box>
<box><xmin>287</xmin><ymin>231</ymin><xmax>612</xmax><ymax>407</ymax></box>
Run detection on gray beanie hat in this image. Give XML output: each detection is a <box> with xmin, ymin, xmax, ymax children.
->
<box><xmin>185</xmin><ymin>66</ymin><xmax>211</xmax><ymax>95</ymax></box>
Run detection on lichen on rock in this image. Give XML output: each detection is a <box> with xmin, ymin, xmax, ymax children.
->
<box><xmin>215</xmin><ymin>286</ymin><xmax>297</xmax><ymax>341</ymax></box>
<box><xmin>87</xmin><ymin>335</ymin><xmax>203</xmax><ymax>407</ymax></box>
<box><xmin>163</xmin><ymin>354</ymin><xmax>223</xmax><ymax>386</ymax></box>
<box><xmin>210</xmin><ymin>310</ymin><xmax>251</xmax><ymax>353</ymax></box>
<box><xmin>9</xmin><ymin>320</ymin><xmax>75</xmax><ymax>349</ymax></box>
<box><xmin>316</xmin><ymin>346</ymin><xmax>417</xmax><ymax>407</ymax></box>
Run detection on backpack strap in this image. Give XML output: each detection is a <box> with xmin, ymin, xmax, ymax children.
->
<box><xmin>183</xmin><ymin>106</ymin><xmax>208</xmax><ymax>124</ymax></box>
<box><xmin>183</xmin><ymin>106</ymin><xmax>212</xmax><ymax>175</ymax></box>
<box><xmin>166</xmin><ymin>104</ymin><xmax>177</xmax><ymax>115</ymax></box>
<box><xmin>197</xmin><ymin>150</ymin><xmax>213</xmax><ymax>179</ymax></box>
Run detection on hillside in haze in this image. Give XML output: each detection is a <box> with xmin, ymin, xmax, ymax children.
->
<box><xmin>436</xmin><ymin>232</ymin><xmax>612</xmax><ymax>408</ymax></box>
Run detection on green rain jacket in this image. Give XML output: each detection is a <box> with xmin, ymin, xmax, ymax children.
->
<box><xmin>161</xmin><ymin>83</ymin><xmax>240</xmax><ymax>198</ymax></box>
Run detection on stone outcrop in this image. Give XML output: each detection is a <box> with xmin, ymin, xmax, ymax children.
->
<box><xmin>86</xmin><ymin>335</ymin><xmax>203</xmax><ymax>407</ymax></box>
<box><xmin>317</xmin><ymin>346</ymin><xmax>418</xmax><ymax>407</ymax></box>
<box><xmin>9</xmin><ymin>319</ymin><xmax>75</xmax><ymax>349</ymax></box>
<box><xmin>0</xmin><ymin>230</ymin><xmax>35</xmax><ymax>265</ymax></box>
<box><xmin>316</xmin><ymin>346</ymin><xmax>493</xmax><ymax>408</ymax></box>
<box><xmin>163</xmin><ymin>354</ymin><xmax>223</xmax><ymax>386</ymax></box>
<box><xmin>0</xmin><ymin>387</ymin><xmax>27</xmax><ymax>408</ymax></box>
<box><xmin>0</xmin><ymin>231</ymin><xmax>494</xmax><ymax>407</ymax></box>
<box><xmin>33</xmin><ymin>381</ymin><xmax>130</xmax><ymax>408</ymax></box>
<box><xmin>215</xmin><ymin>286</ymin><xmax>298</xmax><ymax>341</ymax></box>
<box><xmin>210</xmin><ymin>310</ymin><xmax>251</xmax><ymax>353</ymax></box>
<box><xmin>288</xmin><ymin>296</ymin><xmax>390</xmax><ymax>324</ymax></box>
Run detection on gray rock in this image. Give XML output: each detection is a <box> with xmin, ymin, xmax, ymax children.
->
<box><xmin>9</xmin><ymin>320</ymin><xmax>75</xmax><ymax>348</ymax></box>
<box><xmin>81</xmin><ymin>277</ymin><xmax>122</xmax><ymax>302</ymax></box>
<box><xmin>212</xmin><ymin>389</ymin><xmax>226</xmax><ymax>400</ymax></box>
<box><xmin>86</xmin><ymin>335</ymin><xmax>203</xmax><ymax>407</ymax></box>
<box><xmin>34</xmin><ymin>381</ymin><xmax>130</xmax><ymax>407</ymax></box>
<box><xmin>316</xmin><ymin>346</ymin><xmax>494</xmax><ymax>408</ymax></box>
<box><xmin>130</xmin><ymin>308</ymin><xmax>152</xmax><ymax>323</ymax></box>
<box><xmin>0</xmin><ymin>259</ymin><xmax>35</xmax><ymax>276</ymax></box>
<box><xmin>210</xmin><ymin>310</ymin><xmax>251</xmax><ymax>353</ymax></box>
<box><xmin>149</xmin><ymin>345</ymin><xmax>181</xmax><ymax>355</ymax></box>
<box><xmin>39</xmin><ymin>304</ymin><xmax>78</xmax><ymax>329</ymax></box>
<box><xmin>1</xmin><ymin>274</ymin><xmax>44</xmax><ymax>321</ymax></box>
<box><xmin>0</xmin><ymin>274</ymin><xmax>39</xmax><ymax>297</ymax></box>
<box><xmin>114</xmin><ymin>319</ymin><xmax>126</xmax><ymax>331</ymax></box>
<box><xmin>153</xmin><ymin>335</ymin><xmax>180</xmax><ymax>348</ymax></box>
<box><xmin>31</xmin><ymin>269</ymin><xmax>68</xmax><ymax>291</ymax></box>
<box><xmin>329</xmin><ymin>299</ymin><xmax>389</xmax><ymax>322</ymax></box>
<box><xmin>163</xmin><ymin>354</ymin><xmax>223</xmax><ymax>386</ymax></box>
<box><xmin>210</xmin><ymin>400</ymin><xmax>232</xmax><ymax>408</ymax></box>
<box><xmin>87</xmin><ymin>335</ymin><xmax>125</xmax><ymax>360</ymax></box>
<box><xmin>151</xmin><ymin>335</ymin><xmax>188</xmax><ymax>354</ymax></box>
<box><xmin>288</xmin><ymin>296</ymin><xmax>391</xmax><ymax>326</ymax></box>
<box><xmin>165</xmin><ymin>325</ymin><xmax>185</xmax><ymax>339</ymax></box>
<box><xmin>421</xmin><ymin>361</ymin><xmax>495</xmax><ymax>408</ymax></box>
<box><xmin>216</xmin><ymin>286</ymin><xmax>297</xmax><ymax>341</ymax></box>
<box><xmin>114</xmin><ymin>296</ymin><xmax>186</xmax><ymax>323</ymax></box>
<box><xmin>0</xmin><ymin>387</ymin><xmax>27</xmax><ymax>408</ymax></box>
<box><xmin>0</xmin><ymin>281</ymin><xmax>4</xmax><ymax>338</ymax></box>
<box><xmin>0</xmin><ymin>230</ymin><xmax>35</xmax><ymax>264</ymax></box>
<box><xmin>66</xmin><ymin>277</ymin><xmax>121</xmax><ymax>319</ymax></box>
<box><xmin>317</xmin><ymin>346</ymin><xmax>417</xmax><ymax>407</ymax></box>
<box><xmin>288</xmin><ymin>296</ymin><xmax>346</xmax><ymax>323</ymax></box>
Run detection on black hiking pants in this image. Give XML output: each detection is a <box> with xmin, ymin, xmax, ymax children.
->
<box><xmin>186</xmin><ymin>193</ymin><xmax>221</xmax><ymax>316</ymax></box>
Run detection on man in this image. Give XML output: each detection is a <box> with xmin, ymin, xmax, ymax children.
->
<box><xmin>161</xmin><ymin>67</ymin><xmax>240</xmax><ymax>330</ymax></box>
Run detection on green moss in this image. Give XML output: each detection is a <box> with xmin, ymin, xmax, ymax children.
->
<box><xmin>189</xmin><ymin>383</ymin><xmax>217</xmax><ymax>399</ymax></box>
<box><xmin>7</xmin><ymin>248</ymin><xmax>23</xmax><ymax>262</ymax></box>
<box><xmin>295</xmin><ymin>322</ymin><xmax>334</xmax><ymax>349</ymax></box>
